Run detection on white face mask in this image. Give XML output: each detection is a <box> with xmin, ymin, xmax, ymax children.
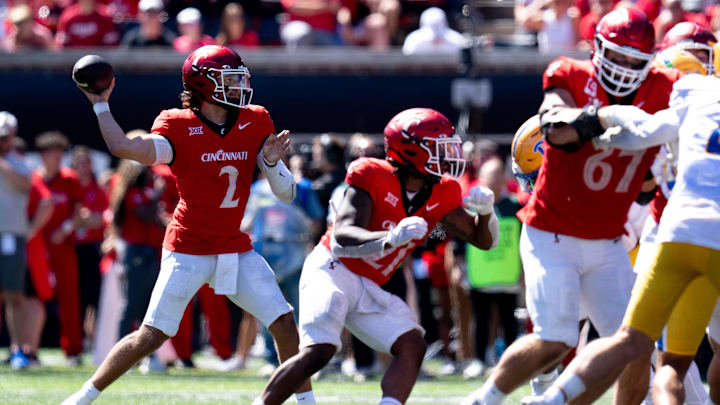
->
<box><xmin>421</xmin><ymin>135</ymin><xmax>466</xmax><ymax>179</ymax></box>
<box><xmin>208</xmin><ymin>66</ymin><xmax>253</xmax><ymax>108</ymax></box>
<box><xmin>593</xmin><ymin>35</ymin><xmax>654</xmax><ymax>97</ymax></box>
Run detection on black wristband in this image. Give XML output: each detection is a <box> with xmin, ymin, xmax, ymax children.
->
<box><xmin>569</xmin><ymin>105</ymin><xmax>604</xmax><ymax>144</ymax></box>
<box><xmin>263</xmin><ymin>157</ymin><xmax>277</xmax><ymax>167</ymax></box>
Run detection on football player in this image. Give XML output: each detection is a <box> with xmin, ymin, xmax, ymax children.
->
<box><xmin>464</xmin><ymin>8</ymin><xmax>680</xmax><ymax>405</ymax></box>
<box><xmin>61</xmin><ymin>45</ymin><xmax>315</xmax><ymax>405</ymax></box>
<box><xmin>523</xmin><ymin>70</ymin><xmax>720</xmax><ymax>405</ymax></box>
<box><xmin>628</xmin><ymin>24</ymin><xmax>718</xmax><ymax>405</ymax></box>
<box><xmin>254</xmin><ymin>108</ymin><xmax>499</xmax><ymax>405</ymax></box>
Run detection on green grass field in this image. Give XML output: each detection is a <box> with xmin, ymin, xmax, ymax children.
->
<box><xmin>0</xmin><ymin>350</ymin><xmax>618</xmax><ymax>404</ymax></box>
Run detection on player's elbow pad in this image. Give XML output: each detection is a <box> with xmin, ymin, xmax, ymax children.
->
<box><xmin>264</xmin><ymin>159</ymin><xmax>295</xmax><ymax>203</ymax></box>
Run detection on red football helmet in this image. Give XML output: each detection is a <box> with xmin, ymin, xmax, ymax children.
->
<box><xmin>659</xmin><ymin>22</ymin><xmax>716</xmax><ymax>74</ymax></box>
<box><xmin>182</xmin><ymin>45</ymin><xmax>253</xmax><ymax>109</ymax></box>
<box><xmin>592</xmin><ymin>8</ymin><xmax>655</xmax><ymax>97</ymax></box>
<box><xmin>384</xmin><ymin>108</ymin><xmax>465</xmax><ymax>179</ymax></box>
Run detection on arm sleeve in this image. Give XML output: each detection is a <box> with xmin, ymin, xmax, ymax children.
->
<box><xmin>257</xmin><ymin>151</ymin><xmax>296</xmax><ymax>203</ymax></box>
<box><xmin>599</xmin><ymin>106</ymin><xmax>681</xmax><ymax>150</ymax></box>
<box><xmin>148</xmin><ymin>135</ymin><xmax>174</xmax><ymax>165</ymax></box>
<box><xmin>150</xmin><ymin>111</ymin><xmax>176</xmax><ymax>165</ymax></box>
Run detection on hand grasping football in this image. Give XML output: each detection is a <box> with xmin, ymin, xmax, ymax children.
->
<box><xmin>72</xmin><ymin>55</ymin><xmax>114</xmax><ymax>94</ymax></box>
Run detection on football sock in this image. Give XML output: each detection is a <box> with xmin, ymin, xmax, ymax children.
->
<box><xmin>479</xmin><ymin>380</ymin><xmax>508</xmax><ymax>405</ymax></box>
<box><xmin>531</xmin><ymin>368</ymin><xmax>558</xmax><ymax>396</ymax></box>
<box><xmin>685</xmin><ymin>362</ymin><xmax>709</xmax><ymax>405</ymax></box>
<box><xmin>295</xmin><ymin>390</ymin><xmax>316</xmax><ymax>405</ymax></box>
<box><xmin>554</xmin><ymin>372</ymin><xmax>586</xmax><ymax>402</ymax></box>
<box><xmin>378</xmin><ymin>397</ymin><xmax>403</xmax><ymax>405</ymax></box>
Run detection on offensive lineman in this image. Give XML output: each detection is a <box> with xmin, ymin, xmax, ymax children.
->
<box><xmin>523</xmin><ymin>71</ymin><xmax>720</xmax><ymax>405</ymax></box>
<box><xmin>254</xmin><ymin>108</ymin><xmax>499</xmax><ymax>405</ymax></box>
<box><xmin>464</xmin><ymin>8</ymin><xmax>680</xmax><ymax>405</ymax></box>
<box><xmin>61</xmin><ymin>45</ymin><xmax>314</xmax><ymax>405</ymax></box>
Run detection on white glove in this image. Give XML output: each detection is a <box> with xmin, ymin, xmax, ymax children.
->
<box><xmin>592</xmin><ymin>126</ymin><xmax>623</xmax><ymax>150</ymax></box>
<box><xmin>384</xmin><ymin>216</ymin><xmax>428</xmax><ymax>247</ymax></box>
<box><xmin>464</xmin><ymin>186</ymin><xmax>495</xmax><ymax>215</ymax></box>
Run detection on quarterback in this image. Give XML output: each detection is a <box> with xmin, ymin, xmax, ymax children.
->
<box><xmin>464</xmin><ymin>8</ymin><xmax>680</xmax><ymax>405</ymax></box>
<box><xmin>61</xmin><ymin>45</ymin><xmax>314</xmax><ymax>405</ymax></box>
<box><xmin>254</xmin><ymin>108</ymin><xmax>499</xmax><ymax>405</ymax></box>
<box><xmin>524</xmin><ymin>72</ymin><xmax>720</xmax><ymax>405</ymax></box>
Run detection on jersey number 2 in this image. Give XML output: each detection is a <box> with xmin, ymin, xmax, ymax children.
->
<box><xmin>219</xmin><ymin>165</ymin><xmax>240</xmax><ymax>208</ymax></box>
<box><xmin>583</xmin><ymin>149</ymin><xmax>645</xmax><ymax>192</ymax></box>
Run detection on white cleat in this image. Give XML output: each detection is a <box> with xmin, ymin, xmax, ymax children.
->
<box><xmin>520</xmin><ymin>393</ymin><xmax>564</xmax><ymax>405</ymax></box>
<box><xmin>59</xmin><ymin>392</ymin><xmax>94</xmax><ymax>405</ymax></box>
<box><xmin>461</xmin><ymin>389</ymin><xmax>484</xmax><ymax>405</ymax></box>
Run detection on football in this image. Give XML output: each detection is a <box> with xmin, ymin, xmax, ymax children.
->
<box><xmin>72</xmin><ymin>55</ymin><xmax>114</xmax><ymax>94</ymax></box>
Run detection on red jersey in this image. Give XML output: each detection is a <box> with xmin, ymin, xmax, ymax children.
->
<box><xmin>282</xmin><ymin>0</ymin><xmax>341</xmax><ymax>33</ymax></box>
<box><xmin>43</xmin><ymin>167</ymin><xmax>84</xmax><ymax>244</ymax></box>
<box><xmin>120</xmin><ymin>186</ymin><xmax>163</xmax><ymax>246</ymax></box>
<box><xmin>518</xmin><ymin>57</ymin><xmax>680</xmax><ymax>239</ymax></box>
<box><xmin>649</xmin><ymin>188</ymin><xmax>667</xmax><ymax>224</ymax></box>
<box><xmin>27</xmin><ymin>173</ymin><xmax>54</xmax><ymax>301</ymax></box>
<box><xmin>225</xmin><ymin>30</ymin><xmax>260</xmax><ymax>48</ymax></box>
<box><xmin>75</xmin><ymin>179</ymin><xmax>109</xmax><ymax>243</ymax></box>
<box><xmin>319</xmin><ymin>158</ymin><xmax>463</xmax><ymax>286</ymax></box>
<box><xmin>173</xmin><ymin>34</ymin><xmax>215</xmax><ymax>54</ymax></box>
<box><xmin>151</xmin><ymin>106</ymin><xmax>275</xmax><ymax>255</ymax></box>
<box><xmin>55</xmin><ymin>4</ymin><xmax>119</xmax><ymax>48</ymax></box>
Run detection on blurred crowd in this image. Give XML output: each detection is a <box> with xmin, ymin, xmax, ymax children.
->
<box><xmin>515</xmin><ymin>0</ymin><xmax>720</xmax><ymax>53</ymax></box>
<box><xmin>0</xmin><ymin>0</ymin><xmax>469</xmax><ymax>53</ymax></box>
<box><xmin>0</xmin><ymin>110</ymin><xmax>529</xmax><ymax>379</ymax></box>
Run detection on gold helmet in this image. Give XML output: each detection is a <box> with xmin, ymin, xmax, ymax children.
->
<box><xmin>654</xmin><ymin>47</ymin><xmax>707</xmax><ymax>75</ymax></box>
<box><xmin>511</xmin><ymin>114</ymin><xmax>544</xmax><ymax>193</ymax></box>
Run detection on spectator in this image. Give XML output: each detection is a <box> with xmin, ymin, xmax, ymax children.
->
<box><xmin>238</xmin><ymin>156</ymin><xmax>323</xmax><ymax>372</ymax></box>
<box><xmin>0</xmin><ymin>111</ymin><xmax>32</xmax><ymax>369</ymax></box>
<box><xmin>20</xmin><ymin>169</ymin><xmax>54</xmax><ymax>368</ymax></box>
<box><xmin>215</xmin><ymin>3</ymin><xmax>260</xmax><ymax>47</ymax></box>
<box><xmin>70</xmin><ymin>146</ymin><xmax>108</xmax><ymax>343</ymax></box>
<box><xmin>463</xmin><ymin>158</ymin><xmax>522</xmax><ymax>378</ymax></box>
<box><xmin>36</xmin><ymin>131</ymin><xmax>85</xmax><ymax>366</ymax></box>
<box><xmin>121</xmin><ymin>0</ymin><xmax>177</xmax><ymax>48</ymax></box>
<box><xmin>310</xmin><ymin>134</ymin><xmax>345</xmax><ymax>223</ymax></box>
<box><xmin>108</xmin><ymin>159</ymin><xmax>165</xmax><ymax>339</ymax></box>
<box><xmin>578</xmin><ymin>0</ymin><xmax>614</xmax><ymax>44</ymax></box>
<box><xmin>402</xmin><ymin>7</ymin><xmax>466</xmax><ymax>55</ymax></box>
<box><xmin>4</xmin><ymin>4</ymin><xmax>54</xmax><ymax>52</ymax></box>
<box><xmin>55</xmin><ymin>0</ymin><xmax>119</xmax><ymax>48</ymax></box>
<box><xmin>173</xmin><ymin>7</ymin><xmax>214</xmax><ymax>53</ymax></box>
<box><xmin>280</xmin><ymin>0</ymin><xmax>343</xmax><ymax>48</ymax></box>
<box><xmin>516</xmin><ymin>0</ymin><xmax>580</xmax><ymax>53</ymax></box>
<box><xmin>338</xmin><ymin>0</ymin><xmax>400</xmax><ymax>50</ymax></box>
<box><xmin>654</xmin><ymin>0</ymin><xmax>708</xmax><ymax>43</ymax></box>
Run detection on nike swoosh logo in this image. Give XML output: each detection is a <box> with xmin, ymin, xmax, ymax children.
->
<box><xmin>426</xmin><ymin>202</ymin><xmax>440</xmax><ymax>211</ymax></box>
<box><xmin>238</xmin><ymin>122</ymin><xmax>251</xmax><ymax>130</ymax></box>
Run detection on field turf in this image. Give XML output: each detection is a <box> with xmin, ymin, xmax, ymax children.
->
<box><xmin>0</xmin><ymin>349</ymin><xmax>619</xmax><ymax>404</ymax></box>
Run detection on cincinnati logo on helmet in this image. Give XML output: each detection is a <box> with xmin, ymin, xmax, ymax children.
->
<box><xmin>201</xmin><ymin>149</ymin><xmax>248</xmax><ymax>162</ymax></box>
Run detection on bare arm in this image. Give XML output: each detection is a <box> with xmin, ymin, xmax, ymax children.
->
<box><xmin>440</xmin><ymin>207</ymin><xmax>494</xmax><ymax>250</ymax></box>
<box><xmin>80</xmin><ymin>78</ymin><xmax>158</xmax><ymax>166</ymax></box>
<box><xmin>539</xmin><ymin>88</ymin><xmax>584</xmax><ymax>146</ymax></box>
<box><xmin>0</xmin><ymin>157</ymin><xmax>31</xmax><ymax>192</ymax></box>
<box><xmin>333</xmin><ymin>186</ymin><xmax>388</xmax><ymax>247</ymax></box>
<box><xmin>27</xmin><ymin>197</ymin><xmax>54</xmax><ymax>240</ymax></box>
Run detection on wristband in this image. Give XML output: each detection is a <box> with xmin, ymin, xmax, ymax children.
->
<box><xmin>569</xmin><ymin>105</ymin><xmax>604</xmax><ymax>143</ymax></box>
<box><xmin>263</xmin><ymin>157</ymin><xmax>278</xmax><ymax>167</ymax></box>
<box><xmin>93</xmin><ymin>102</ymin><xmax>110</xmax><ymax>115</ymax></box>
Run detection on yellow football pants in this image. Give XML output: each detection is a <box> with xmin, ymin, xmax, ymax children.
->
<box><xmin>624</xmin><ymin>242</ymin><xmax>720</xmax><ymax>355</ymax></box>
